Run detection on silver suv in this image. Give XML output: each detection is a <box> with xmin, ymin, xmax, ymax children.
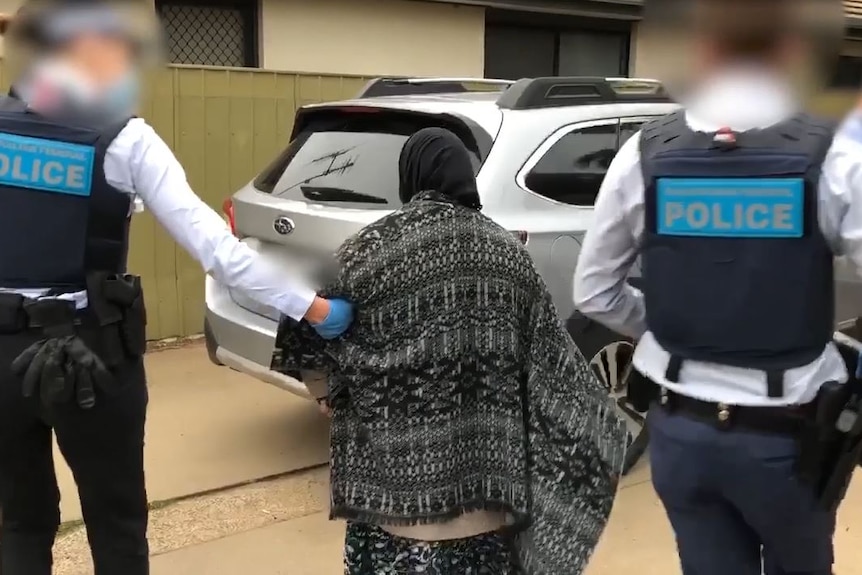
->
<box><xmin>204</xmin><ymin>76</ymin><xmax>676</xmax><ymax>398</ymax></box>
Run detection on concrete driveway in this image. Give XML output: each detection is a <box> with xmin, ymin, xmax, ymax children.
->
<box><xmin>55</xmin><ymin>342</ymin><xmax>330</xmax><ymax>523</ymax></box>
<box><xmin>51</xmin><ymin>343</ymin><xmax>862</xmax><ymax>574</ymax></box>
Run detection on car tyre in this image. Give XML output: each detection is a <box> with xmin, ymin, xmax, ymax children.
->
<box><xmin>567</xmin><ymin>312</ymin><xmax>649</xmax><ymax>476</ymax></box>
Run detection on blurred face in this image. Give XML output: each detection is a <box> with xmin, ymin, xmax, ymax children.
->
<box><xmin>58</xmin><ymin>33</ymin><xmax>134</xmax><ymax>88</ymax></box>
<box><xmin>641</xmin><ymin>0</ymin><xmax>841</xmax><ymax>101</ymax></box>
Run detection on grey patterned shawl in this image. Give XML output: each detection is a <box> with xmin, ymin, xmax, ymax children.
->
<box><xmin>271</xmin><ymin>191</ymin><xmax>630</xmax><ymax>574</ymax></box>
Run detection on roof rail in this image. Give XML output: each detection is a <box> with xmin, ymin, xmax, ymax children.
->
<box><xmin>496</xmin><ymin>76</ymin><xmax>672</xmax><ymax>110</ymax></box>
<box><xmin>356</xmin><ymin>77</ymin><xmax>515</xmax><ymax>98</ymax></box>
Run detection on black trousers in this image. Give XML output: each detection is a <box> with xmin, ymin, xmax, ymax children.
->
<box><xmin>0</xmin><ymin>328</ymin><xmax>149</xmax><ymax>575</ymax></box>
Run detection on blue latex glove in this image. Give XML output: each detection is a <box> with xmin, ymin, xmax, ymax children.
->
<box><xmin>310</xmin><ymin>298</ymin><xmax>354</xmax><ymax>340</ymax></box>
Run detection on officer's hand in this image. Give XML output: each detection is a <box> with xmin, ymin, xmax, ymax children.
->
<box><xmin>309</xmin><ymin>298</ymin><xmax>354</xmax><ymax>340</ymax></box>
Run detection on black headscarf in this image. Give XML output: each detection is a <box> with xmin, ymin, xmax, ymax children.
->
<box><xmin>397</xmin><ymin>127</ymin><xmax>482</xmax><ymax>210</ymax></box>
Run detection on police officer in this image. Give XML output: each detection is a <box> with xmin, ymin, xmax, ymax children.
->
<box><xmin>573</xmin><ymin>0</ymin><xmax>853</xmax><ymax>573</ymax></box>
<box><xmin>0</xmin><ymin>2</ymin><xmax>353</xmax><ymax>574</ymax></box>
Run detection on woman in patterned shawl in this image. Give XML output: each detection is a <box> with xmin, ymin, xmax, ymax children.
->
<box><xmin>271</xmin><ymin>127</ymin><xmax>630</xmax><ymax>575</ymax></box>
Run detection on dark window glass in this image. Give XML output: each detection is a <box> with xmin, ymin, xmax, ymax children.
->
<box><xmin>255</xmin><ymin>112</ymin><xmax>482</xmax><ymax>210</ymax></box>
<box><xmin>619</xmin><ymin>120</ymin><xmax>648</xmax><ymax>147</ymax></box>
<box><xmin>483</xmin><ymin>11</ymin><xmax>631</xmax><ymax>80</ymax></box>
<box><xmin>525</xmin><ymin>123</ymin><xmax>618</xmax><ymax>206</ymax></box>
<box><xmin>831</xmin><ymin>56</ymin><xmax>862</xmax><ymax>89</ymax></box>
<box><xmin>558</xmin><ymin>31</ymin><xmax>628</xmax><ymax>76</ymax></box>
<box><xmin>484</xmin><ymin>25</ymin><xmax>556</xmax><ymax>80</ymax></box>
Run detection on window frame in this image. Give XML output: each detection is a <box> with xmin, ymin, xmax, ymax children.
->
<box><xmin>155</xmin><ymin>0</ymin><xmax>260</xmax><ymax>68</ymax></box>
<box><xmin>515</xmin><ymin>115</ymin><xmax>659</xmax><ymax>206</ymax></box>
<box><xmin>483</xmin><ymin>9</ymin><xmax>633</xmax><ymax>79</ymax></box>
<box><xmin>618</xmin><ymin>116</ymin><xmax>656</xmax><ymax>147</ymax></box>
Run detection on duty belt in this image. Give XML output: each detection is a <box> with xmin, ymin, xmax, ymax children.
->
<box><xmin>0</xmin><ymin>292</ymin><xmax>81</xmax><ymax>334</ymax></box>
<box><xmin>658</xmin><ymin>388</ymin><xmax>813</xmax><ymax>435</ymax></box>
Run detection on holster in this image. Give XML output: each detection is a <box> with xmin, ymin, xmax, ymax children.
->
<box><xmin>795</xmin><ymin>380</ymin><xmax>861</xmax><ymax>512</ymax></box>
<box><xmin>85</xmin><ymin>272</ymin><xmax>147</xmax><ymax>366</ymax></box>
<box><xmin>627</xmin><ymin>369</ymin><xmax>660</xmax><ymax>413</ymax></box>
<box><xmin>818</xmin><ymin>410</ymin><xmax>862</xmax><ymax>513</ymax></box>
<box><xmin>0</xmin><ymin>292</ymin><xmax>27</xmax><ymax>333</ymax></box>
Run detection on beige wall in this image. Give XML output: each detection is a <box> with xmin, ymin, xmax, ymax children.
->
<box><xmin>0</xmin><ymin>0</ymin><xmax>486</xmax><ymax>77</ymax></box>
<box><xmin>260</xmin><ymin>0</ymin><xmax>485</xmax><ymax>77</ymax></box>
<box><xmin>0</xmin><ymin>0</ymin><xmax>21</xmax><ymax>56</ymax></box>
<box><xmin>629</xmin><ymin>22</ymin><xmax>686</xmax><ymax>80</ymax></box>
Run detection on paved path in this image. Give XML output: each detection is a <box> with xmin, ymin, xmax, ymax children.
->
<box><xmin>151</xmin><ymin>513</ymin><xmax>343</xmax><ymax>574</ymax></box>
<box><xmin>55</xmin><ymin>343</ymin><xmax>329</xmax><ymax>521</ymax></box>
<box><xmin>143</xmin><ymin>463</ymin><xmax>862</xmax><ymax>575</ymax></box>
<box><xmin>49</xmin><ymin>344</ymin><xmax>862</xmax><ymax>573</ymax></box>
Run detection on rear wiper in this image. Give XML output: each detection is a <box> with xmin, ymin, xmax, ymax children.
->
<box><xmin>300</xmin><ymin>185</ymin><xmax>388</xmax><ymax>204</ymax></box>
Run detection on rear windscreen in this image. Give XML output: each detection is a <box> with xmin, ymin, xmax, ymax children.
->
<box><xmin>254</xmin><ymin>110</ymin><xmax>484</xmax><ymax>209</ymax></box>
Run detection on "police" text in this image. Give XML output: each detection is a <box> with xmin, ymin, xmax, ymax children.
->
<box><xmin>0</xmin><ymin>132</ymin><xmax>95</xmax><ymax>197</ymax></box>
<box><xmin>663</xmin><ymin>202</ymin><xmax>796</xmax><ymax>231</ymax></box>
<box><xmin>655</xmin><ymin>177</ymin><xmax>804</xmax><ymax>238</ymax></box>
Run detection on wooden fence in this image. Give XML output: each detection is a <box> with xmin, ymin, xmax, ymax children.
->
<box><xmin>0</xmin><ymin>62</ymin><xmax>856</xmax><ymax>338</ymax></box>
<box><xmin>129</xmin><ymin>66</ymin><xmax>371</xmax><ymax>339</ymax></box>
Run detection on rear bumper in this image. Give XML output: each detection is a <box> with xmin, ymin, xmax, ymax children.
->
<box><xmin>204</xmin><ymin>275</ymin><xmax>312</xmax><ymax>398</ymax></box>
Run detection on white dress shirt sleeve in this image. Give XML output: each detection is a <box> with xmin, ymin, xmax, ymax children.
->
<box><xmin>102</xmin><ymin>118</ymin><xmax>317</xmax><ymax>321</ymax></box>
<box><xmin>572</xmin><ymin>133</ymin><xmax>647</xmax><ymax>339</ymax></box>
<box><xmin>821</xmin><ymin>112</ymin><xmax>862</xmax><ymax>273</ymax></box>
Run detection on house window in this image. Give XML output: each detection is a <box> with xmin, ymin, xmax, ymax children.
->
<box><xmin>156</xmin><ymin>0</ymin><xmax>258</xmax><ymax>67</ymax></box>
<box><xmin>831</xmin><ymin>56</ymin><xmax>862</xmax><ymax>89</ymax></box>
<box><xmin>557</xmin><ymin>31</ymin><xmax>629</xmax><ymax>77</ymax></box>
<box><xmin>484</xmin><ymin>10</ymin><xmax>631</xmax><ymax>80</ymax></box>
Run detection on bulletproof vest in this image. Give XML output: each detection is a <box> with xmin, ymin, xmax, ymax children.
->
<box><xmin>640</xmin><ymin>110</ymin><xmax>836</xmax><ymax>397</ymax></box>
<box><xmin>0</xmin><ymin>96</ymin><xmax>132</xmax><ymax>290</ymax></box>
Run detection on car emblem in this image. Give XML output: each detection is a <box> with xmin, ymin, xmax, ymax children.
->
<box><xmin>273</xmin><ymin>216</ymin><xmax>295</xmax><ymax>235</ymax></box>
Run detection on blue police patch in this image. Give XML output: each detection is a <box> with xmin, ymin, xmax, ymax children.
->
<box><xmin>0</xmin><ymin>132</ymin><xmax>95</xmax><ymax>197</ymax></box>
<box><xmin>656</xmin><ymin>177</ymin><xmax>804</xmax><ymax>238</ymax></box>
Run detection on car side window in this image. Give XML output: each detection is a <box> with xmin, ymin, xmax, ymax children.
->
<box><xmin>524</xmin><ymin>122</ymin><xmax>618</xmax><ymax>206</ymax></box>
<box><xmin>619</xmin><ymin>121</ymin><xmax>646</xmax><ymax>148</ymax></box>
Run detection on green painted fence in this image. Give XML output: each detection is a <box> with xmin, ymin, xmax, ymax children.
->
<box><xmin>0</xmin><ymin>60</ymin><xmax>856</xmax><ymax>339</ymax></box>
<box><xmin>131</xmin><ymin>66</ymin><xmax>371</xmax><ymax>339</ymax></box>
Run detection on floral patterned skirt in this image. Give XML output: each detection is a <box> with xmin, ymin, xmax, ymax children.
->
<box><xmin>344</xmin><ymin>521</ymin><xmax>521</xmax><ymax>574</ymax></box>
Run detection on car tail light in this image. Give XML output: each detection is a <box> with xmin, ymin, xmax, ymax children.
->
<box><xmin>222</xmin><ymin>197</ymin><xmax>237</xmax><ymax>236</ymax></box>
<box><xmin>513</xmin><ymin>230</ymin><xmax>528</xmax><ymax>245</ymax></box>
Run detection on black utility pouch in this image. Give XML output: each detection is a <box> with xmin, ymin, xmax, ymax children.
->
<box><xmin>120</xmin><ymin>292</ymin><xmax>147</xmax><ymax>358</ymax></box>
<box><xmin>101</xmin><ymin>274</ymin><xmax>147</xmax><ymax>359</ymax></box>
<box><xmin>94</xmin><ymin>323</ymin><xmax>126</xmax><ymax>368</ymax></box>
<box><xmin>795</xmin><ymin>380</ymin><xmax>852</xmax><ymax>494</ymax></box>
<box><xmin>0</xmin><ymin>292</ymin><xmax>26</xmax><ymax>334</ymax></box>
<box><xmin>626</xmin><ymin>369</ymin><xmax>660</xmax><ymax>413</ymax></box>
<box><xmin>795</xmin><ymin>419</ymin><xmax>828</xmax><ymax>487</ymax></box>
